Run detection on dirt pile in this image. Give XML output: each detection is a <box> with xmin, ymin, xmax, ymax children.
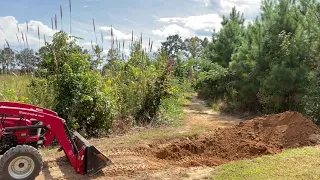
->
<box><xmin>154</xmin><ymin>111</ymin><xmax>320</xmax><ymax>167</ymax></box>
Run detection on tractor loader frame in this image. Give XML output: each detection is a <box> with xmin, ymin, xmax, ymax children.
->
<box><xmin>0</xmin><ymin>102</ymin><xmax>112</xmax><ymax>180</ymax></box>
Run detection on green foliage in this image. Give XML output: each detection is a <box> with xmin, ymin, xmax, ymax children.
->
<box><xmin>54</xmin><ymin>54</ymin><xmax>115</xmax><ymax>136</ymax></box>
<box><xmin>303</xmin><ymin>71</ymin><xmax>320</xmax><ymax>123</ymax></box>
<box><xmin>6</xmin><ymin>0</ymin><xmax>320</xmax><ymax>135</ymax></box>
<box><xmin>253</xmin><ymin>1</ymin><xmax>310</xmax><ymax>113</ymax></box>
<box><xmin>16</xmin><ymin>48</ymin><xmax>39</xmax><ymax>73</ymax></box>
<box><xmin>1</xmin><ymin>31</ymin><xmax>190</xmax><ymax>136</ymax></box>
<box><xmin>196</xmin><ymin>60</ymin><xmax>230</xmax><ymax>100</ymax></box>
<box><xmin>161</xmin><ymin>35</ymin><xmax>186</xmax><ymax>59</ymax></box>
<box><xmin>89</xmin><ymin>44</ymin><xmax>104</xmax><ymax>70</ymax></box>
<box><xmin>158</xmin><ymin>79</ymin><xmax>194</xmax><ymax>126</ymax></box>
<box><xmin>227</xmin><ymin>19</ymin><xmax>261</xmax><ymax>111</ymax></box>
<box><xmin>204</xmin><ymin>7</ymin><xmax>244</xmax><ymax>68</ymax></box>
<box><xmin>136</xmin><ymin>54</ymin><xmax>174</xmax><ymax>124</ymax></box>
<box><xmin>27</xmin><ymin>77</ymin><xmax>56</xmax><ymax>109</ymax></box>
<box><xmin>105</xmin><ymin>42</ymin><xmax>155</xmax><ymax>119</ymax></box>
<box><xmin>104</xmin><ymin>42</ymin><xmax>179</xmax><ymax>126</ymax></box>
<box><xmin>184</xmin><ymin>37</ymin><xmax>207</xmax><ymax>59</ymax></box>
<box><xmin>38</xmin><ymin>31</ymin><xmax>83</xmax><ymax>75</ymax></box>
<box><xmin>161</xmin><ymin>35</ymin><xmax>208</xmax><ymax>80</ymax></box>
<box><xmin>196</xmin><ymin>0</ymin><xmax>320</xmax><ymax>116</ymax></box>
<box><xmin>32</xmin><ymin>32</ymin><xmax>115</xmax><ymax>137</ymax></box>
<box><xmin>0</xmin><ymin>48</ymin><xmax>15</xmax><ymax>74</ymax></box>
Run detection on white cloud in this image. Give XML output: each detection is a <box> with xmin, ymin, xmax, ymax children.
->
<box><xmin>0</xmin><ymin>16</ymin><xmax>55</xmax><ymax>49</ymax></box>
<box><xmin>152</xmin><ymin>24</ymin><xmax>194</xmax><ymax>37</ymax></box>
<box><xmin>153</xmin><ymin>14</ymin><xmax>221</xmax><ymax>38</ymax></box>
<box><xmin>198</xmin><ymin>36</ymin><xmax>212</xmax><ymax>41</ymax></box>
<box><xmin>151</xmin><ymin>40</ymin><xmax>162</xmax><ymax>51</ymax></box>
<box><xmin>158</xmin><ymin>14</ymin><xmax>222</xmax><ymax>31</ymax></box>
<box><xmin>99</xmin><ymin>26</ymin><xmax>135</xmax><ymax>40</ymax></box>
<box><xmin>81</xmin><ymin>42</ymin><xmax>96</xmax><ymax>50</ymax></box>
<box><xmin>193</xmin><ymin>0</ymin><xmax>212</xmax><ymax>7</ymax></box>
<box><xmin>219</xmin><ymin>0</ymin><xmax>261</xmax><ymax>15</ymax></box>
<box><xmin>195</xmin><ymin>0</ymin><xmax>261</xmax><ymax>17</ymax></box>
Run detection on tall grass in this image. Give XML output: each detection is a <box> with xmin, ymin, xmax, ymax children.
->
<box><xmin>0</xmin><ymin>74</ymin><xmax>30</xmax><ymax>102</ymax></box>
<box><xmin>0</xmin><ymin>75</ymin><xmax>56</xmax><ymax>109</ymax></box>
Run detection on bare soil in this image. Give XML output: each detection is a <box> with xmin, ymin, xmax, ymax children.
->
<box><xmin>154</xmin><ymin>111</ymin><xmax>320</xmax><ymax>166</ymax></box>
<box><xmin>36</xmin><ymin>97</ymin><xmax>320</xmax><ymax>180</ymax></box>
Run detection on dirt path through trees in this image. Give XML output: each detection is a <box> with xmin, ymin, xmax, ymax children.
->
<box><xmin>181</xmin><ymin>96</ymin><xmax>241</xmax><ymax>132</ymax></box>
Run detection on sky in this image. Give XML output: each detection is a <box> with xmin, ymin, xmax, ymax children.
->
<box><xmin>0</xmin><ymin>0</ymin><xmax>262</xmax><ymax>52</ymax></box>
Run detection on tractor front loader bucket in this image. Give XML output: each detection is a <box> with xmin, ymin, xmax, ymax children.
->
<box><xmin>73</xmin><ymin>131</ymin><xmax>112</xmax><ymax>176</ymax></box>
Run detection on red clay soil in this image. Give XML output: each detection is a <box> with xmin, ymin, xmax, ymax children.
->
<box><xmin>153</xmin><ymin>111</ymin><xmax>320</xmax><ymax>167</ymax></box>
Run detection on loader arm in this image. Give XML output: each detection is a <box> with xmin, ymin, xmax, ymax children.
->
<box><xmin>0</xmin><ymin>102</ymin><xmax>58</xmax><ymax>116</ymax></box>
<box><xmin>0</xmin><ymin>103</ymin><xmax>111</xmax><ymax>175</ymax></box>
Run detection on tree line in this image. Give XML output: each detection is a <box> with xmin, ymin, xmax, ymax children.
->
<box><xmin>2</xmin><ymin>0</ymin><xmax>320</xmax><ymax>132</ymax></box>
<box><xmin>0</xmin><ymin>48</ymin><xmax>39</xmax><ymax>74</ymax></box>
<box><xmin>158</xmin><ymin>0</ymin><xmax>320</xmax><ymax>122</ymax></box>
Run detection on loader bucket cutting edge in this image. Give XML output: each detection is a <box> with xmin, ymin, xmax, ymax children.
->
<box><xmin>73</xmin><ymin>131</ymin><xmax>112</xmax><ymax>176</ymax></box>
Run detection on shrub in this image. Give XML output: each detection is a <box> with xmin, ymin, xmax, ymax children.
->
<box><xmin>303</xmin><ymin>71</ymin><xmax>320</xmax><ymax>123</ymax></box>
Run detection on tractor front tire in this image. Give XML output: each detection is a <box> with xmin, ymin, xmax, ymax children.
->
<box><xmin>0</xmin><ymin>145</ymin><xmax>43</xmax><ymax>180</ymax></box>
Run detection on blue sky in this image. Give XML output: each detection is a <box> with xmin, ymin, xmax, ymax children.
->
<box><xmin>0</xmin><ymin>0</ymin><xmax>261</xmax><ymax>52</ymax></box>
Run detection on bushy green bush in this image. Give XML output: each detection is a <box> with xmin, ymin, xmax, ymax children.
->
<box><xmin>30</xmin><ymin>32</ymin><xmax>116</xmax><ymax>137</ymax></box>
<box><xmin>195</xmin><ymin>61</ymin><xmax>230</xmax><ymax>100</ymax></box>
<box><xmin>158</xmin><ymin>78</ymin><xmax>192</xmax><ymax>126</ymax></box>
<box><xmin>104</xmin><ymin>43</ymin><xmax>179</xmax><ymax>126</ymax></box>
<box><xmin>53</xmin><ymin>54</ymin><xmax>115</xmax><ymax>136</ymax></box>
<box><xmin>303</xmin><ymin>71</ymin><xmax>320</xmax><ymax>123</ymax></box>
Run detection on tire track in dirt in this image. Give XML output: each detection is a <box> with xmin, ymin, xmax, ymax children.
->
<box><xmin>101</xmin><ymin>147</ymin><xmax>166</xmax><ymax>177</ymax></box>
<box><xmin>38</xmin><ymin>146</ymin><xmax>167</xmax><ymax>179</ymax></box>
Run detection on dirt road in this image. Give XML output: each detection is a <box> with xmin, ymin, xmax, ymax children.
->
<box><xmin>36</xmin><ymin>96</ymin><xmax>242</xmax><ymax>180</ymax></box>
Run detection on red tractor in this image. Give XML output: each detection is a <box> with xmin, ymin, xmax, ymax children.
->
<box><xmin>0</xmin><ymin>102</ymin><xmax>112</xmax><ymax>180</ymax></box>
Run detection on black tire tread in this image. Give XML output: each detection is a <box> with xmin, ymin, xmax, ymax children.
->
<box><xmin>0</xmin><ymin>145</ymin><xmax>43</xmax><ymax>180</ymax></box>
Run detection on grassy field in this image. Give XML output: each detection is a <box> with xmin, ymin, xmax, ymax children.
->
<box><xmin>0</xmin><ymin>74</ymin><xmax>30</xmax><ymax>88</ymax></box>
<box><xmin>0</xmin><ymin>75</ymin><xmax>31</xmax><ymax>101</ymax></box>
<box><xmin>211</xmin><ymin>146</ymin><xmax>320</xmax><ymax>180</ymax></box>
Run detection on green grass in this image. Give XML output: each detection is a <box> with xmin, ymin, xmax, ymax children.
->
<box><xmin>0</xmin><ymin>74</ymin><xmax>30</xmax><ymax>88</ymax></box>
<box><xmin>0</xmin><ymin>75</ymin><xmax>31</xmax><ymax>101</ymax></box>
<box><xmin>160</xmin><ymin>91</ymin><xmax>196</xmax><ymax>127</ymax></box>
<box><xmin>93</xmin><ymin>124</ymin><xmax>208</xmax><ymax>150</ymax></box>
<box><xmin>137</xmin><ymin>125</ymin><xmax>206</xmax><ymax>140</ymax></box>
<box><xmin>211</xmin><ymin>147</ymin><xmax>320</xmax><ymax>180</ymax></box>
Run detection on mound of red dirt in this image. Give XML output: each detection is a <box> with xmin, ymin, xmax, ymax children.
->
<box><xmin>154</xmin><ymin>111</ymin><xmax>320</xmax><ymax>166</ymax></box>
